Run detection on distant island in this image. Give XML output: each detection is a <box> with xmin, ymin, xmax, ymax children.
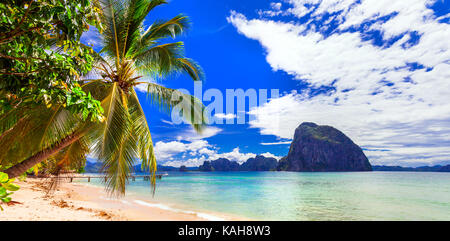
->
<box><xmin>84</xmin><ymin>161</ymin><xmax>450</xmax><ymax>173</ymax></box>
<box><xmin>277</xmin><ymin>122</ymin><xmax>372</xmax><ymax>172</ymax></box>
<box><xmin>84</xmin><ymin>155</ymin><xmax>278</xmax><ymax>173</ymax></box>
<box><xmin>372</xmin><ymin>165</ymin><xmax>450</xmax><ymax>172</ymax></box>
<box><xmin>198</xmin><ymin>155</ymin><xmax>278</xmax><ymax>172</ymax></box>
<box><xmin>84</xmin><ymin>122</ymin><xmax>449</xmax><ymax>173</ymax></box>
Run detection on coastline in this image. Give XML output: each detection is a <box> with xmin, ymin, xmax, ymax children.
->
<box><xmin>0</xmin><ymin>178</ymin><xmax>241</xmax><ymax>221</ymax></box>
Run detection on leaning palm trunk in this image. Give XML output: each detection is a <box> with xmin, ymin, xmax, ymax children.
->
<box><xmin>3</xmin><ymin>132</ymin><xmax>82</xmax><ymax>178</ymax></box>
<box><xmin>0</xmin><ymin>0</ymin><xmax>206</xmax><ymax>196</ymax></box>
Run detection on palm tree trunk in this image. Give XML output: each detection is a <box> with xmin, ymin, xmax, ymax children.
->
<box><xmin>3</xmin><ymin>132</ymin><xmax>82</xmax><ymax>178</ymax></box>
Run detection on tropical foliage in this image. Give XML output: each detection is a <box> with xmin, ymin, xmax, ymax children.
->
<box><xmin>0</xmin><ymin>0</ymin><xmax>206</xmax><ymax>196</ymax></box>
<box><xmin>79</xmin><ymin>0</ymin><xmax>206</xmax><ymax>195</ymax></box>
<box><xmin>0</xmin><ymin>0</ymin><xmax>104</xmax><ymax>121</ymax></box>
<box><xmin>0</xmin><ymin>171</ymin><xmax>20</xmax><ymax>211</ymax></box>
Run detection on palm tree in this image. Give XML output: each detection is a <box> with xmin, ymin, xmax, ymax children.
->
<box><xmin>0</xmin><ymin>0</ymin><xmax>206</xmax><ymax>195</ymax></box>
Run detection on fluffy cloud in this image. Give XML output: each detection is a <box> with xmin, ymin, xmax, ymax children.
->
<box><xmin>154</xmin><ymin>140</ymin><xmax>211</xmax><ymax>160</ymax></box>
<box><xmin>260</xmin><ymin>141</ymin><xmax>292</xmax><ymax>145</ymax></box>
<box><xmin>259</xmin><ymin>152</ymin><xmax>283</xmax><ymax>160</ymax></box>
<box><xmin>176</xmin><ymin>126</ymin><xmax>222</xmax><ymax>141</ymax></box>
<box><xmin>164</xmin><ymin>156</ymin><xmax>208</xmax><ymax>168</ymax></box>
<box><xmin>228</xmin><ymin>0</ymin><xmax>450</xmax><ymax>166</ymax></box>
<box><xmin>155</xmin><ymin>140</ymin><xmax>280</xmax><ymax>167</ymax></box>
<box><xmin>214</xmin><ymin>113</ymin><xmax>237</xmax><ymax>120</ymax></box>
<box><xmin>207</xmin><ymin>147</ymin><xmax>256</xmax><ymax>164</ymax></box>
<box><xmin>258</xmin><ymin>2</ymin><xmax>284</xmax><ymax>17</ymax></box>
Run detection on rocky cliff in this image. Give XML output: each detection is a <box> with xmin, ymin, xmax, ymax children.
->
<box><xmin>198</xmin><ymin>161</ymin><xmax>214</xmax><ymax>172</ymax></box>
<box><xmin>198</xmin><ymin>155</ymin><xmax>279</xmax><ymax>172</ymax></box>
<box><xmin>240</xmin><ymin>155</ymin><xmax>278</xmax><ymax>171</ymax></box>
<box><xmin>179</xmin><ymin>165</ymin><xmax>189</xmax><ymax>172</ymax></box>
<box><xmin>198</xmin><ymin>158</ymin><xmax>240</xmax><ymax>171</ymax></box>
<box><xmin>278</xmin><ymin>122</ymin><xmax>372</xmax><ymax>172</ymax></box>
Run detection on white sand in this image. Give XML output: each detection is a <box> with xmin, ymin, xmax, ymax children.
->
<box><xmin>0</xmin><ymin>178</ymin><xmax>229</xmax><ymax>221</ymax></box>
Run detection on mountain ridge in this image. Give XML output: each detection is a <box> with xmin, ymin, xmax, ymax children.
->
<box><xmin>277</xmin><ymin>122</ymin><xmax>372</xmax><ymax>172</ymax></box>
<box><xmin>84</xmin><ymin>161</ymin><xmax>450</xmax><ymax>173</ymax></box>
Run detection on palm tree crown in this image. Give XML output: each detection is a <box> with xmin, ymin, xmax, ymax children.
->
<box><xmin>0</xmin><ymin>0</ymin><xmax>206</xmax><ymax>196</ymax></box>
<box><xmin>86</xmin><ymin>0</ymin><xmax>207</xmax><ymax>195</ymax></box>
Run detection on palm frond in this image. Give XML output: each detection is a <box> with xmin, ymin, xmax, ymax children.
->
<box><xmin>38</xmin><ymin>106</ymin><xmax>79</xmax><ymax>149</ymax></box>
<box><xmin>174</xmin><ymin>57</ymin><xmax>205</xmax><ymax>81</ymax></box>
<box><xmin>102</xmin><ymin>126</ymin><xmax>137</xmax><ymax>196</ymax></box>
<box><xmin>13</xmin><ymin>0</ymin><xmax>207</xmax><ymax>196</ymax></box>
<box><xmin>81</xmin><ymin>79</ymin><xmax>112</xmax><ymax>101</ymax></box>
<box><xmin>0</xmin><ymin>113</ymin><xmax>34</xmax><ymax>165</ymax></box>
<box><xmin>89</xmin><ymin>82</ymin><xmax>137</xmax><ymax>196</ymax></box>
<box><xmin>129</xmin><ymin>89</ymin><xmax>157</xmax><ymax>192</ymax></box>
<box><xmin>43</xmin><ymin>137</ymin><xmax>90</xmax><ymax>193</ymax></box>
<box><xmin>0</xmin><ymin>106</ymin><xmax>26</xmax><ymax>136</ymax></box>
<box><xmin>121</xmin><ymin>0</ymin><xmax>168</xmax><ymax>58</ymax></box>
<box><xmin>48</xmin><ymin>138</ymin><xmax>90</xmax><ymax>173</ymax></box>
<box><xmin>140</xmin><ymin>14</ymin><xmax>190</xmax><ymax>44</ymax></box>
<box><xmin>134</xmin><ymin>42</ymin><xmax>185</xmax><ymax>77</ymax></box>
<box><xmin>82</xmin><ymin>43</ymin><xmax>110</xmax><ymax>67</ymax></box>
<box><xmin>145</xmin><ymin>83</ymin><xmax>207</xmax><ymax>132</ymax></box>
<box><xmin>99</xmin><ymin>0</ymin><xmax>127</xmax><ymax>66</ymax></box>
<box><xmin>0</xmin><ymin>105</ymin><xmax>82</xmax><ymax>168</ymax></box>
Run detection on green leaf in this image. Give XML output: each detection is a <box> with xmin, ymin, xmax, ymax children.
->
<box><xmin>0</xmin><ymin>187</ymin><xmax>6</xmax><ymax>197</ymax></box>
<box><xmin>2</xmin><ymin>183</ymin><xmax>20</xmax><ymax>191</ymax></box>
<box><xmin>1</xmin><ymin>197</ymin><xmax>11</xmax><ymax>203</ymax></box>
<box><xmin>0</xmin><ymin>172</ymin><xmax>8</xmax><ymax>183</ymax></box>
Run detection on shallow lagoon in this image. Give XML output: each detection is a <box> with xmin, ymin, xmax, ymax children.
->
<box><xmin>82</xmin><ymin>171</ymin><xmax>450</xmax><ymax>220</ymax></box>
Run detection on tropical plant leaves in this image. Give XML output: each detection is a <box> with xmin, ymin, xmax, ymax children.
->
<box><xmin>0</xmin><ymin>0</ymin><xmax>206</xmax><ymax>197</ymax></box>
<box><xmin>0</xmin><ymin>171</ymin><xmax>19</xmax><ymax>210</ymax></box>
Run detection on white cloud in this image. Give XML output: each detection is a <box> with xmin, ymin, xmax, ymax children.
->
<box><xmin>208</xmin><ymin>147</ymin><xmax>257</xmax><ymax>164</ymax></box>
<box><xmin>164</xmin><ymin>156</ymin><xmax>208</xmax><ymax>168</ymax></box>
<box><xmin>198</xmin><ymin>147</ymin><xmax>216</xmax><ymax>156</ymax></box>
<box><xmin>154</xmin><ymin>140</ymin><xmax>211</xmax><ymax>160</ymax></box>
<box><xmin>260</xmin><ymin>152</ymin><xmax>283</xmax><ymax>160</ymax></box>
<box><xmin>176</xmin><ymin>126</ymin><xmax>222</xmax><ymax>141</ymax></box>
<box><xmin>258</xmin><ymin>2</ymin><xmax>284</xmax><ymax>17</ymax></box>
<box><xmin>228</xmin><ymin>0</ymin><xmax>450</xmax><ymax>166</ymax></box>
<box><xmin>154</xmin><ymin>139</ymin><xmax>280</xmax><ymax>167</ymax></box>
<box><xmin>260</xmin><ymin>141</ymin><xmax>292</xmax><ymax>145</ymax></box>
<box><xmin>272</xmin><ymin>2</ymin><xmax>282</xmax><ymax>11</ymax></box>
<box><xmin>214</xmin><ymin>113</ymin><xmax>237</xmax><ymax>120</ymax></box>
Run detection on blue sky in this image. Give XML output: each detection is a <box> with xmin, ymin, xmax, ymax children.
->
<box><xmin>82</xmin><ymin>0</ymin><xmax>450</xmax><ymax>167</ymax></box>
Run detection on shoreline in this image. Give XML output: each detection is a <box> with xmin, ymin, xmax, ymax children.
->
<box><xmin>0</xmin><ymin>178</ymin><xmax>242</xmax><ymax>221</ymax></box>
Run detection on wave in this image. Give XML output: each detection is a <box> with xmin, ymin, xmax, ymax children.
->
<box><xmin>133</xmin><ymin>200</ymin><xmax>226</xmax><ymax>221</ymax></box>
<box><xmin>78</xmin><ymin>181</ymin><xmax>228</xmax><ymax>220</ymax></box>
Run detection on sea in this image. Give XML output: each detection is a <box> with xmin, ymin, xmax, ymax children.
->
<box><xmin>79</xmin><ymin>171</ymin><xmax>450</xmax><ymax>221</ymax></box>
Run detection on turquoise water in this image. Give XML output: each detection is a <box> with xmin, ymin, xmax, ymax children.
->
<box><xmin>81</xmin><ymin>172</ymin><xmax>450</xmax><ymax>220</ymax></box>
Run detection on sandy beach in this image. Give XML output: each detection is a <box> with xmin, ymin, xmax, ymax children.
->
<box><xmin>0</xmin><ymin>178</ymin><xmax>232</xmax><ymax>221</ymax></box>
